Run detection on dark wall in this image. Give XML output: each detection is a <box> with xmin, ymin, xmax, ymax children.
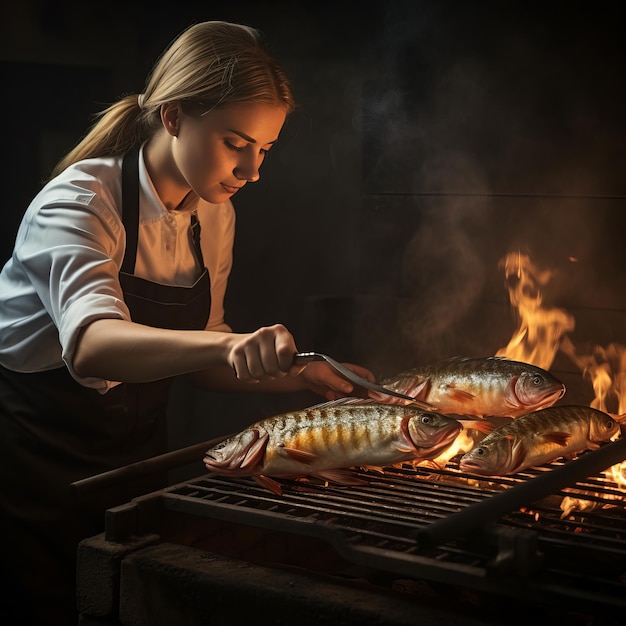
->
<box><xmin>354</xmin><ymin>2</ymin><xmax>626</xmax><ymax>373</ymax></box>
<box><xmin>5</xmin><ymin>1</ymin><xmax>623</xmax><ymax>335</ymax></box>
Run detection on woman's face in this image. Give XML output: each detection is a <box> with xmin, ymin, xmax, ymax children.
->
<box><xmin>172</xmin><ymin>102</ymin><xmax>287</xmax><ymax>204</ymax></box>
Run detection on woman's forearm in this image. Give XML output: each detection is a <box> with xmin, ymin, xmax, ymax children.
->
<box><xmin>73</xmin><ymin>318</ymin><xmax>236</xmax><ymax>383</ymax></box>
<box><xmin>73</xmin><ymin>318</ymin><xmax>374</xmax><ymax>400</ymax></box>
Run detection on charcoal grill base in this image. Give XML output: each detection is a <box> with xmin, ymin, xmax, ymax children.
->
<box><xmin>77</xmin><ymin>533</ymin><xmax>503</xmax><ymax>626</ymax></box>
<box><xmin>76</xmin><ymin>464</ymin><xmax>626</xmax><ymax>625</ymax></box>
<box><xmin>78</xmin><ymin>525</ymin><xmax>621</xmax><ymax>626</ymax></box>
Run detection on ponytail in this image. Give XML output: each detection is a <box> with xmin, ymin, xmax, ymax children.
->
<box><xmin>49</xmin><ymin>94</ymin><xmax>160</xmax><ymax>178</ymax></box>
<box><xmin>49</xmin><ymin>21</ymin><xmax>295</xmax><ymax>180</ymax></box>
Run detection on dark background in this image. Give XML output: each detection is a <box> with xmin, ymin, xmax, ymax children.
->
<box><xmin>2</xmin><ymin>1</ymin><xmax>625</xmax><ymax>467</ymax></box>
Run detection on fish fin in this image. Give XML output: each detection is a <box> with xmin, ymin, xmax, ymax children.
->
<box><xmin>306</xmin><ymin>397</ymin><xmax>375</xmax><ymax>409</ymax></box>
<box><xmin>509</xmin><ymin>438</ymin><xmax>528</xmax><ymax>472</ymax></box>
<box><xmin>279</xmin><ymin>447</ymin><xmax>318</xmax><ymax>464</ymax></box>
<box><xmin>239</xmin><ymin>433</ymin><xmax>270</xmax><ymax>470</ymax></box>
<box><xmin>254</xmin><ymin>475</ymin><xmax>283</xmax><ymax>496</ymax></box>
<box><xmin>542</xmin><ymin>431</ymin><xmax>571</xmax><ymax>447</ymax></box>
<box><xmin>445</xmin><ymin>384</ymin><xmax>475</xmax><ymax>403</ymax></box>
<box><xmin>412</xmin><ymin>379</ymin><xmax>431</xmax><ymax>401</ymax></box>
<box><xmin>361</xmin><ymin>465</ymin><xmax>386</xmax><ymax>474</ymax></box>
<box><xmin>312</xmin><ymin>469</ymin><xmax>367</xmax><ymax>486</ymax></box>
<box><xmin>459</xmin><ymin>419</ymin><xmax>495</xmax><ymax>435</ymax></box>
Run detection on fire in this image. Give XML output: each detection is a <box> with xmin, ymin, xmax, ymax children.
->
<box><xmin>496</xmin><ymin>251</ymin><xmax>626</xmax><ymax>491</ymax></box>
<box><xmin>558</xmin><ymin>341</ymin><xmax>626</xmax><ymax>489</ymax></box>
<box><xmin>608</xmin><ymin>463</ymin><xmax>626</xmax><ymax>488</ymax></box>
<box><xmin>495</xmin><ymin>251</ymin><xmax>575</xmax><ymax>369</ymax></box>
<box><xmin>423</xmin><ymin>429</ymin><xmax>481</xmax><ymax>468</ymax></box>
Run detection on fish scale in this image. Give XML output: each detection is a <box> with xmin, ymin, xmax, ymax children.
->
<box><xmin>382</xmin><ymin>356</ymin><xmax>566</xmax><ymax>418</ymax></box>
<box><xmin>459</xmin><ymin>404</ymin><xmax>620</xmax><ymax>476</ymax></box>
<box><xmin>204</xmin><ymin>400</ymin><xmax>463</xmax><ymax>494</ymax></box>
<box><xmin>283</xmin><ymin>408</ymin><xmax>383</xmax><ymax>455</ymax></box>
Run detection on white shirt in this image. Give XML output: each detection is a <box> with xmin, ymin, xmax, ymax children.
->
<box><xmin>0</xmin><ymin>145</ymin><xmax>235</xmax><ymax>391</ymax></box>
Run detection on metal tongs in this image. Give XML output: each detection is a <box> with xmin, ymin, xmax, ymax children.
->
<box><xmin>293</xmin><ymin>351</ymin><xmax>435</xmax><ymax>409</ymax></box>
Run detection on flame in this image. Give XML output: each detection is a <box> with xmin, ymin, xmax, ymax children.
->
<box><xmin>495</xmin><ymin>251</ymin><xmax>626</xmax><ymax>491</ymax></box>
<box><xmin>608</xmin><ymin>463</ymin><xmax>626</xmax><ymax>488</ymax></box>
<box><xmin>414</xmin><ymin>429</ymin><xmax>482</xmax><ymax>469</ymax></box>
<box><xmin>495</xmin><ymin>251</ymin><xmax>575</xmax><ymax>369</ymax></box>
<box><xmin>561</xmin><ymin>339</ymin><xmax>626</xmax><ymax>489</ymax></box>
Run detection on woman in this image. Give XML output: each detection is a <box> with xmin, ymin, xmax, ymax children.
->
<box><xmin>0</xmin><ymin>21</ymin><xmax>373</xmax><ymax>624</ymax></box>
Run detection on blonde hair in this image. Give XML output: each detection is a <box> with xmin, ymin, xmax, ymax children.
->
<box><xmin>50</xmin><ymin>21</ymin><xmax>295</xmax><ymax>177</ymax></box>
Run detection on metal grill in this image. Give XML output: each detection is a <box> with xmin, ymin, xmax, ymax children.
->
<box><xmin>119</xmin><ymin>453</ymin><xmax>626</xmax><ymax>617</ymax></box>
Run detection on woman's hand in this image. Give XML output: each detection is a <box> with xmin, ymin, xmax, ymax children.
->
<box><xmin>290</xmin><ymin>360</ymin><xmax>377</xmax><ymax>401</ymax></box>
<box><xmin>225</xmin><ymin>323</ymin><xmax>297</xmax><ymax>382</ymax></box>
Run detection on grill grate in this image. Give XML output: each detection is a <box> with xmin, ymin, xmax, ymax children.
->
<box><xmin>146</xmin><ymin>459</ymin><xmax>626</xmax><ymax>615</ymax></box>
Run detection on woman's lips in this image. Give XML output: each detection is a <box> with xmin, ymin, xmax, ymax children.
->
<box><xmin>221</xmin><ymin>183</ymin><xmax>243</xmax><ymax>194</ymax></box>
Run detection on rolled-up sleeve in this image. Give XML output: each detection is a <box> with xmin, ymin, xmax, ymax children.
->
<box><xmin>16</xmin><ymin>193</ymin><xmax>129</xmax><ymax>389</ymax></box>
<box><xmin>0</xmin><ymin>156</ymin><xmax>238</xmax><ymax>392</ymax></box>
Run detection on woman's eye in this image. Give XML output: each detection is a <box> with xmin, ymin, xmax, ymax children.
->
<box><xmin>225</xmin><ymin>140</ymin><xmax>270</xmax><ymax>158</ymax></box>
<box><xmin>225</xmin><ymin>141</ymin><xmax>245</xmax><ymax>152</ymax></box>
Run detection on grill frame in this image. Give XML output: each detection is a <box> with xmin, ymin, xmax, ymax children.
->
<box><xmin>106</xmin><ymin>453</ymin><xmax>626</xmax><ymax>619</ymax></box>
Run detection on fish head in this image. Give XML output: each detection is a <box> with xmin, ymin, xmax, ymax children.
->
<box><xmin>204</xmin><ymin>428</ymin><xmax>269</xmax><ymax>476</ymax></box>
<box><xmin>588</xmin><ymin>410</ymin><xmax>620</xmax><ymax>442</ymax></box>
<box><xmin>406</xmin><ymin>411</ymin><xmax>463</xmax><ymax>458</ymax></box>
<box><xmin>458</xmin><ymin>435</ymin><xmax>517</xmax><ymax>476</ymax></box>
<box><xmin>511</xmin><ymin>369</ymin><xmax>566</xmax><ymax>411</ymax></box>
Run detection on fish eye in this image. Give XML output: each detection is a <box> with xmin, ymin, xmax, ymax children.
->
<box><xmin>421</xmin><ymin>415</ymin><xmax>431</xmax><ymax>425</ymax></box>
<box><xmin>476</xmin><ymin>447</ymin><xmax>485</xmax><ymax>456</ymax></box>
<box><xmin>606</xmin><ymin>419</ymin><xmax>615</xmax><ymax>429</ymax></box>
<box><xmin>531</xmin><ymin>375</ymin><xmax>543</xmax><ymax>386</ymax></box>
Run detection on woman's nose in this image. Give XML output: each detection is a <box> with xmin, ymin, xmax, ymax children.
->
<box><xmin>234</xmin><ymin>158</ymin><xmax>261</xmax><ymax>183</ymax></box>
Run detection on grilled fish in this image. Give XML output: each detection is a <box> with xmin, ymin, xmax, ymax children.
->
<box><xmin>458</xmin><ymin>405</ymin><xmax>620</xmax><ymax>476</ymax></box>
<box><xmin>204</xmin><ymin>399</ymin><xmax>465</xmax><ymax>495</ymax></box>
<box><xmin>381</xmin><ymin>356</ymin><xmax>566</xmax><ymax>418</ymax></box>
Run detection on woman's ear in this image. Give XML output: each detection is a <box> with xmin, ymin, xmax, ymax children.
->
<box><xmin>161</xmin><ymin>103</ymin><xmax>181</xmax><ymax>137</ymax></box>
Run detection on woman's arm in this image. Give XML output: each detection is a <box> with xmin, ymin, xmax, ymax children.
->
<box><xmin>73</xmin><ymin>317</ymin><xmax>376</xmax><ymax>399</ymax></box>
<box><xmin>73</xmin><ymin>318</ymin><xmax>297</xmax><ymax>383</ymax></box>
<box><xmin>188</xmin><ymin>357</ymin><xmax>377</xmax><ymax>400</ymax></box>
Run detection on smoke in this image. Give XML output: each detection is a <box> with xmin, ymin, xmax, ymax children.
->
<box><xmin>399</xmin><ymin>196</ymin><xmax>488</xmax><ymax>340</ymax></box>
<box><xmin>350</xmin><ymin>2</ymin><xmax>626</xmax><ymax>371</ymax></box>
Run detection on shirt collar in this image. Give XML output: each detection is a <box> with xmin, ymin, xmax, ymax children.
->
<box><xmin>137</xmin><ymin>143</ymin><xmax>178</xmax><ymax>221</ymax></box>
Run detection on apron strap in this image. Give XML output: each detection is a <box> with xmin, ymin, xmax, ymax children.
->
<box><xmin>121</xmin><ymin>147</ymin><xmax>140</xmax><ymax>275</ymax></box>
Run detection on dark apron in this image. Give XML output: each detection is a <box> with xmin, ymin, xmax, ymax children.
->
<box><xmin>0</xmin><ymin>148</ymin><xmax>211</xmax><ymax>624</ymax></box>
